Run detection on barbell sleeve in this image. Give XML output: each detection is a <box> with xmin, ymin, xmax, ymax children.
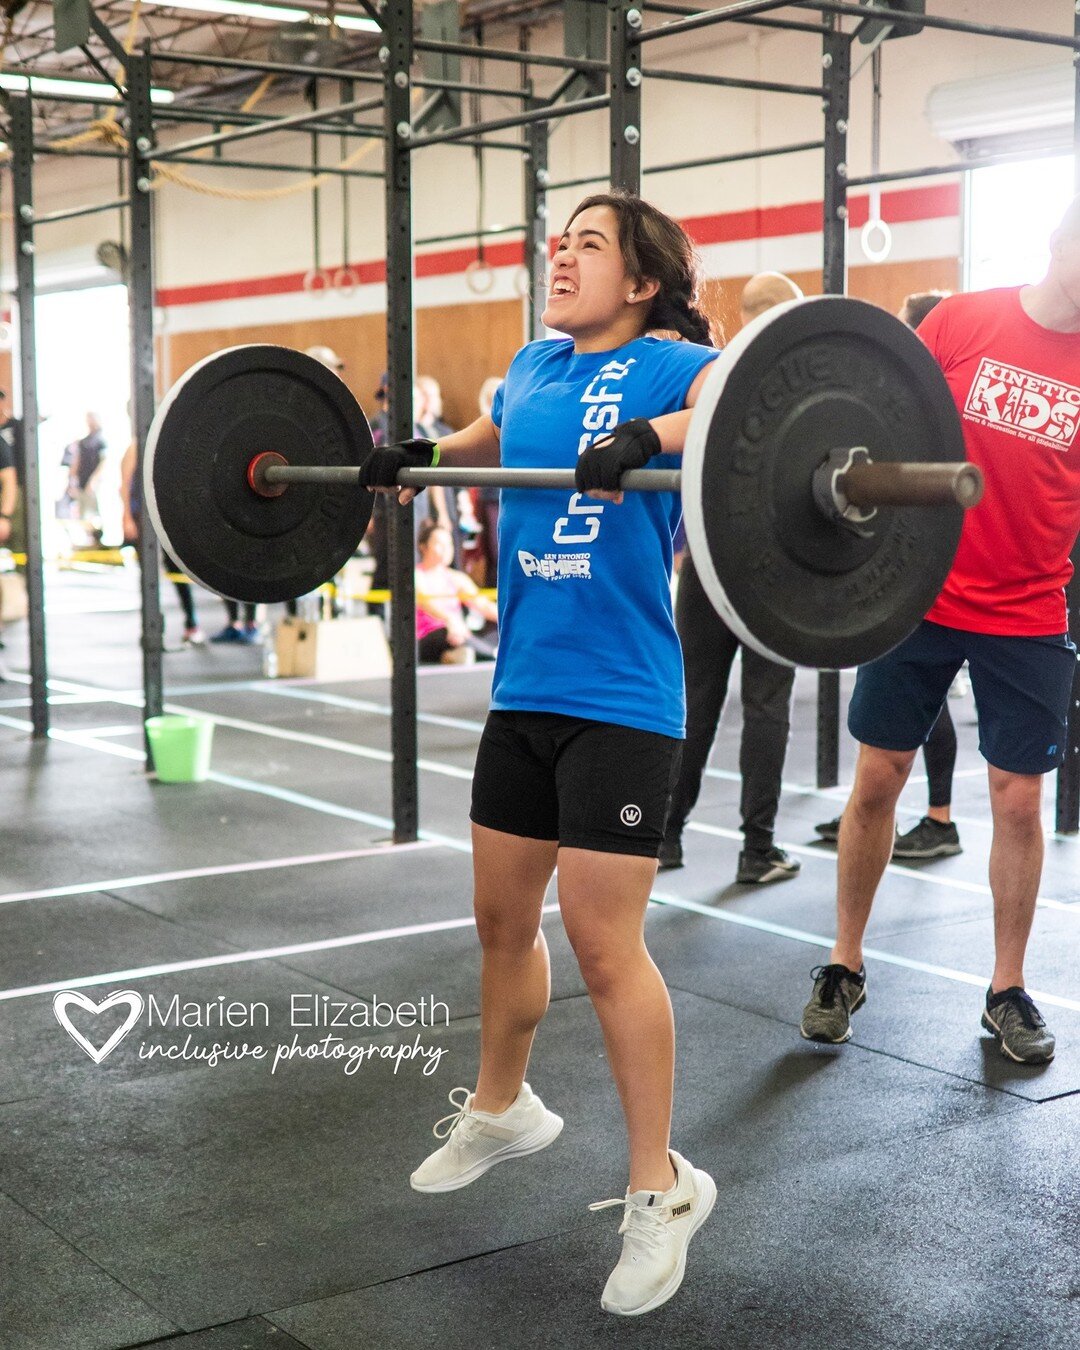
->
<box><xmin>839</xmin><ymin>461</ymin><xmax>984</xmax><ymax>510</ymax></box>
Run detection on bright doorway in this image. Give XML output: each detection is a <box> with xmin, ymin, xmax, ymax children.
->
<box><xmin>31</xmin><ymin>283</ymin><xmax>131</xmax><ymax>547</ymax></box>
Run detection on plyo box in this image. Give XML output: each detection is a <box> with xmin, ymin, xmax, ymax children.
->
<box><xmin>0</xmin><ymin>572</ymin><xmax>27</xmax><ymax>623</ymax></box>
<box><xmin>273</xmin><ymin>615</ymin><xmax>391</xmax><ymax>681</ymax></box>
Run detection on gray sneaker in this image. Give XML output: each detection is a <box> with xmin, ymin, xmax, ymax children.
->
<box><xmin>981</xmin><ymin>987</ymin><xmax>1055</xmax><ymax>1064</ymax></box>
<box><xmin>800</xmin><ymin>963</ymin><xmax>867</xmax><ymax>1044</ymax></box>
<box><xmin>893</xmin><ymin>816</ymin><xmax>962</xmax><ymax>859</ymax></box>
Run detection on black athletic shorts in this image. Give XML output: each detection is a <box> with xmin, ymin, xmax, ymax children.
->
<box><xmin>470</xmin><ymin>710</ymin><xmax>683</xmax><ymax>857</ymax></box>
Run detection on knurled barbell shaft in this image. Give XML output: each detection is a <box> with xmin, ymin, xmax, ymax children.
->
<box><xmin>260</xmin><ymin>458</ymin><xmax>982</xmax><ymax>508</ymax></box>
<box><xmin>262</xmin><ymin>464</ymin><xmax>683</xmax><ymax>491</ymax></box>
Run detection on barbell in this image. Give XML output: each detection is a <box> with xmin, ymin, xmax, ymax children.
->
<box><xmin>144</xmin><ymin>295</ymin><xmax>977</xmax><ymax>669</ymax></box>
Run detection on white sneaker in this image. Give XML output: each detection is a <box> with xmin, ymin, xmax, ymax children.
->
<box><xmin>590</xmin><ymin>1149</ymin><xmax>716</xmax><ymax>1316</ymax></box>
<box><xmin>410</xmin><ymin>1083</ymin><xmax>563</xmax><ymax>1193</ymax></box>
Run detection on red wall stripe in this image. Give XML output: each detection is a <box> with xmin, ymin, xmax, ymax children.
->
<box><xmin>156</xmin><ymin>183</ymin><xmax>961</xmax><ymax>309</ymax></box>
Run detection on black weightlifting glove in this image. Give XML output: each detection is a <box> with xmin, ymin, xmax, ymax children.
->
<box><xmin>360</xmin><ymin>437</ymin><xmax>439</xmax><ymax>489</ymax></box>
<box><xmin>575</xmin><ymin>418</ymin><xmax>662</xmax><ymax>493</ymax></box>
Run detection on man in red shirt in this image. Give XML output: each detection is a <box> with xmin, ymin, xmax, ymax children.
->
<box><xmin>801</xmin><ymin>198</ymin><xmax>1080</xmax><ymax>1063</ymax></box>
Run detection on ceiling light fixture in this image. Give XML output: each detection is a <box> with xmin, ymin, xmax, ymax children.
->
<box><xmin>137</xmin><ymin>0</ymin><xmax>379</xmax><ymax>32</ymax></box>
<box><xmin>0</xmin><ymin>72</ymin><xmax>176</xmax><ymax>103</ymax></box>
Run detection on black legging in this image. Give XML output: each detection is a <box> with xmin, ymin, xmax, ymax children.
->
<box><xmin>223</xmin><ymin>600</ymin><xmax>257</xmax><ymax>626</ymax></box>
<box><xmin>667</xmin><ymin>552</ymin><xmax>795</xmax><ymax>853</ymax></box>
<box><xmin>134</xmin><ymin>532</ymin><xmax>197</xmax><ymax>630</ymax></box>
<box><xmin>162</xmin><ymin>551</ymin><xmax>197</xmax><ymax>629</ymax></box>
<box><xmin>417</xmin><ymin>626</ymin><xmax>497</xmax><ymax>663</ymax></box>
<box><xmin>924</xmin><ymin>702</ymin><xmax>956</xmax><ymax>809</ymax></box>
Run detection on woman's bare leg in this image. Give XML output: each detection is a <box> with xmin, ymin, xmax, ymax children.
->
<box><xmin>471</xmin><ymin>823</ymin><xmax>558</xmax><ymax>1114</ymax></box>
<box><xmin>557</xmin><ymin>847</ymin><xmax>676</xmax><ymax>1194</ymax></box>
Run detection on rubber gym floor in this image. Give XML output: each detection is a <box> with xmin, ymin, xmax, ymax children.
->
<box><xmin>3</xmin><ymin>565</ymin><xmax>1080</xmax><ymax>1350</ymax></box>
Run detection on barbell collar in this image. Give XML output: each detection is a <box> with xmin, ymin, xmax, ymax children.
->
<box><xmin>839</xmin><ymin>461</ymin><xmax>984</xmax><ymax>511</ymax></box>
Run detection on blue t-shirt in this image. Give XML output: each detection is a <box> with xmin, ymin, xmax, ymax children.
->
<box><xmin>490</xmin><ymin>334</ymin><xmax>718</xmax><ymax>738</ymax></box>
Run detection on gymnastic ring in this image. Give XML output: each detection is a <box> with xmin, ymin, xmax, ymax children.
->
<box><xmin>332</xmin><ymin>266</ymin><xmax>360</xmax><ymax>298</ymax></box>
<box><xmin>302</xmin><ymin>268</ymin><xmax>331</xmax><ymax>296</ymax></box>
<box><xmin>513</xmin><ymin>265</ymin><xmax>532</xmax><ymax>300</ymax></box>
<box><xmin>860</xmin><ymin>217</ymin><xmax>893</xmax><ymax>264</ymax></box>
<box><xmin>465</xmin><ymin>258</ymin><xmax>495</xmax><ymax>295</ymax></box>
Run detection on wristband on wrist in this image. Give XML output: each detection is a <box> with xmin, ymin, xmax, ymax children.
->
<box><xmin>430</xmin><ymin>443</ymin><xmax>441</xmax><ymax>467</ymax></box>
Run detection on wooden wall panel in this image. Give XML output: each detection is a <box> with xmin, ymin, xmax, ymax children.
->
<box><xmin>160</xmin><ymin>259</ymin><xmax>960</xmax><ymax>429</ymax></box>
<box><xmin>161</xmin><ymin>300</ymin><xmax>524</xmax><ymax>431</ymax></box>
<box><xmin>703</xmin><ymin>257</ymin><xmax>961</xmax><ymax>339</ymax></box>
<box><xmin>162</xmin><ymin>312</ymin><xmax>389</xmax><ymax>417</ymax></box>
<box><xmin>415</xmin><ymin>300</ymin><xmax>523</xmax><ymax>430</ymax></box>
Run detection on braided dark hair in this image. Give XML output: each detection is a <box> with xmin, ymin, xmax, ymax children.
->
<box><xmin>566</xmin><ymin>190</ymin><xmax>718</xmax><ymax>346</ymax></box>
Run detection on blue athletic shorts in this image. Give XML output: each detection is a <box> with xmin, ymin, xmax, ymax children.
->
<box><xmin>848</xmin><ymin>620</ymin><xmax>1078</xmax><ymax>776</ymax></box>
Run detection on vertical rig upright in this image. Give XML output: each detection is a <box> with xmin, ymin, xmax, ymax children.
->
<box><xmin>1055</xmin><ymin>0</ymin><xmax>1080</xmax><ymax>834</ymax></box>
<box><xmin>384</xmin><ymin>0</ymin><xmax>419</xmax><ymax>842</ymax></box>
<box><xmin>523</xmin><ymin>108</ymin><xmax>549</xmax><ymax>341</ymax></box>
<box><xmin>10</xmin><ymin>95</ymin><xmax>48</xmax><ymax>739</ymax></box>
<box><xmin>816</xmin><ymin>18</ymin><xmax>851</xmax><ymax>791</ymax></box>
<box><xmin>128</xmin><ymin>52</ymin><xmax>165</xmax><ymax>749</ymax></box>
<box><xmin>610</xmin><ymin>0</ymin><xmax>643</xmax><ymax>192</ymax></box>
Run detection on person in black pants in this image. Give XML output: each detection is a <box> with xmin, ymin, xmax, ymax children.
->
<box><xmin>120</xmin><ymin>439</ymin><xmax>205</xmax><ymax>647</ymax></box>
<box><xmin>815</xmin><ymin>289</ymin><xmax>962</xmax><ymax>861</ymax></box>
<box><xmin>659</xmin><ymin>271</ymin><xmax>804</xmax><ymax>884</ymax></box>
<box><xmin>211</xmin><ymin>599</ymin><xmax>259</xmax><ymax>645</ymax></box>
<box><xmin>660</xmin><ymin>551</ymin><xmax>800</xmax><ymax>882</ymax></box>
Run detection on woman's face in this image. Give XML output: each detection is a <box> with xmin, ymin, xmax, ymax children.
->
<box><xmin>421</xmin><ymin>527</ymin><xmax>454</xmax><ymax>565</ymax></box>
<box><xmin>541</xmin><ymin>205</ymin><xmax>636</xmax><ymax>337</ymax></box>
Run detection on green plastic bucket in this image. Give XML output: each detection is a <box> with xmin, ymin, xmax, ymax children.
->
<box><xmin>146</xmin><ymin>715</ymin><xmax>214</xmax><ymax>783</ymax></box>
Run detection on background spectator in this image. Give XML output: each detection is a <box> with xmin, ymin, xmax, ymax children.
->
<box><xmin>415</xmin><ymin>520</ymin><xmax>498</xmax><ymax>665</ymax></box>
<box><xmin>120</xmin><ymin>439</ymin><xmax>205</xmax><ymax>647</ymax></box>
<box><xmin>416</xmin><ymin>375</ymin><xmax>460</xmax><ymax>561</ymax></box>
<box><xmin>64</xmin><ymin>412</ymin><xmax>109</xmax><ymax>545</ymax></box>
<box><xmin>474</xmin><ymin>375</ymin><xmax>503</xmax><ymax>587</ymax></box>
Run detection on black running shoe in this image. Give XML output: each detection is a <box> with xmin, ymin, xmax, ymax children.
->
<box><xmin>736</xmin><ymin>846</ymin><xmax>800</xmax><ymax>885</ymax></box>
<box><xmin>892</xmin><ymin>816</ymin><xmax>962</xmax><ymax>859</ymax></box>
<box><xmin>981</xmin><ymin>987</ymin><xmax>1055</xmax><ymax>1064</ymax></box>
<box><xmin>814</xmin><ymin>816</ymin><xmax>842</xmax><ymax>843</ymax></box>
<box><xmin>800</xmin><ymin>963</ymin><xmax>866</xmax><ymax>1043</ymax></box>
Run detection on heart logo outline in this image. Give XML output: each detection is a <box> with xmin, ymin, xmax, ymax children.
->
<box><xmin>53</xmin><ymin>988</ymin><xmax>145</xmax><ymax>1063</ymax></box>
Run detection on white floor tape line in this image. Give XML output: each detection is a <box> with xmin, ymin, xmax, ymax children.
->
<box><xmin>685</xmin><ymin>819</ymin><xmax>1080</xmax><ymax>914</ymax></box>
<box><xmin>7</xmin><ymin>670</ymin><xmax>1077</xmax><ymax>843</ymax></box>
<box><xmin>650</xmin><ymin>889</ymin><xmax>1080</xmax><ymax>1015</ymax></box>
<box><xmin>0</xmin><ymin>904</ymin><xmax>563</xmax><ymax>1002</ymax></box>
<box><xmin>5</xmin><ymin>682</ymin><xmax>1080</xmax><ymax>1014</ymax></box>
<box><xmin>0</xmin><ymin>841</ymin><xmax>438</xmax><ymax>906</ymax></box>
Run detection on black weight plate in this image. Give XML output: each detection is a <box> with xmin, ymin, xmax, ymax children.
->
<box><xmin>144</xmin><ymin>345</ymin><xmax>374</xmax><ymax>604</ymax></box>
<box><xmin>683</xmin><ymin>296</ymin><xmax>967</xmax><ymax>669</ymax></box>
